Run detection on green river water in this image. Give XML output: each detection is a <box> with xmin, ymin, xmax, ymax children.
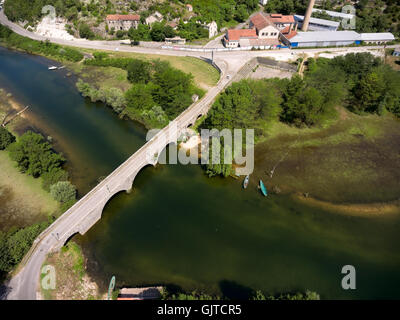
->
<box><xmin>0</xmin><ymin>46</ymin><xmax>399</xmax><ymax>299</ymax></box>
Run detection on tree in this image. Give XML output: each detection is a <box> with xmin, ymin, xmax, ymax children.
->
<box><xmin>127</xmin><ymin>59</ymin><xmax>152</xmax><ymax>84</ymax></box>
<box><xmin>50</xmin><ymin>181</ymin><xmax>76</xmax><ymax>203</ymax></box>
<box><xmin>234</xmin><ymin>4</ymin><xmax>248</xmax><ymax>22</ymax></box>
<box><xmin>79</xmin><ymin>23</ymin><xmax>95</xmax><ymax>39</ymax></box>
<box><xmin>124</xmin><ymin>83</ymin><xmax>156</xmax><ymax>116</ymax></box>
<box><xmin>42</xmin><ymin>167</ymin><xmax>69</xmax><ymax>191</ymax></box>
<box><xmin>150</xmin><ymin>22</ymin><xmax>165</xmax><ymax>41</ymax></box>
<box><xmin>8</xmin><ymin>131</ymin><xmax>65</xmax><ymax>177</ymax></box>
<box><xmin>0</xmin><ymin>127</ymin><xmax>15</xmax><ymax>150</ymax></box>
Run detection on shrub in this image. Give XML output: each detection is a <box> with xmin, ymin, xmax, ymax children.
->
<box><xmin>50</xmin><ymin>181</ymin><xmax>76</xmax><ymax>203</ymax></box>
<box><xmin>42</xmin><ymin>167</ymin><xmax>69</xmax><ymax>192</ymax></box>
<box><xmin>0</xmin><ymin>127</ymin><xmax>15</xmax><ymax>150</ymax></box>
<box><xmin>8</xmin><ymin>131</ymin><xmax>65</xmax><ymax>177</ymax></box>
<box><xmin>78</xmin><ymin>23</ymin><xmax>95</xmax><ymax>39</ymax></box>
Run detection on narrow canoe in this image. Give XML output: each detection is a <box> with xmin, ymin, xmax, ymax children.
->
<box><xmin>259</xmin><ymin>180</ymin><xmax>268</xmax><ymax>197</ymax></box>
<box><xmin>243</xmin><ymin>175</ymin><xmax>249</xmax><ymax>189</ymax></box>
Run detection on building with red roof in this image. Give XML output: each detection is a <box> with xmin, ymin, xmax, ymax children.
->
<box><xmin>249</xmin><ymin>13</ymin><xmax>280</xmax><ymax>40</ymax></box>
<box><xmin>224</xmin><ymin>29</ymin><xmax>258</xmax><ymax>48</ymax></box>
<box><xmin>106</xmin><ymin>14</ymin><xmax>140</xmax><ymax>31</ymax></box>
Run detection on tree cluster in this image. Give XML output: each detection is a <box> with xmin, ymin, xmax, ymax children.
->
<box><xmin>0</xmin><ymin>127</ymin><xmax>15</xmax><ymax>150</ymax></box>
<box><xmin>0</xmin><ymin>219</ymin><xmax>52</xmax><ymax>275</ymax></box>
<box><xmin>7</xmin><ymin>131</ymin><xmax>77</xmax><ymax>206</ymax></box>
<box><xmin>82</xmin><ymin>55</ymin><xmax>203</xmax><ymax>128</ymax></box>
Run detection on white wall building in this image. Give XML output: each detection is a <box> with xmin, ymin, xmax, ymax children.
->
<box><xmin>106</xmin><ymin>14</ymin><xmax>140</xmax><ymax>31</ymax></box>
<box><xmin>206</xmin><ymin>21</ymin><xmax>218</xmax><ymax>38</ymax></box>
<box><xmin>294</xmin><ymin>15</ymin><xmax>340</xmax><ymax>31</ymax></box>
<box><xmin>360</xmin><ymin>33</ymin><xmax>395</xmax><ymax>44</ymax></box>
<box><xmin>145</xmin><ymin>11</ymin><xmax>163</xmax><ymax>26</ymax></box>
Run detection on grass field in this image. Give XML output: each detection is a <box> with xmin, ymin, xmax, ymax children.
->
<box><xmin>69</xmin><ymin>49</ymin><xmax>220</xmax><ymax>90</ymax></box>
<box><xmin>0</xmin><ymin>151</ymin><xmax>59</xmax><ymax>230</ymax></box>
<box><xmin>253</xmin><ymin>108</ymin><xmax>400</xmax><ymax>204</ymax></box>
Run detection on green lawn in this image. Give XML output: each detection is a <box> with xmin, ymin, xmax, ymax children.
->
<box><xmin>0</xmin><ymin>151</ymin><xmax>59</xmax><ymax>229</ymax></box>
<box><xmin>74</xmin><ymin>49</ymin><xmax>220</xmax><ymax>90</ymax></box>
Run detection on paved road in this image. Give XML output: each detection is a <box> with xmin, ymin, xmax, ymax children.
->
<box><xmin>0</xmin><ymin>8</ymin><xmax>395</xmax><ymax>300</ymax></box>
<box><xmin>4</xmin><ymin>54</ymin><xmax>232</xmax><ymax>300</ymax></box>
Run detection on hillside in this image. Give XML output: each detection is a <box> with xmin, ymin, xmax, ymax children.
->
<box><xmin>3</xmin><ymin>0</ymin><xmax>259</xmax><ymax>40</ymax></box>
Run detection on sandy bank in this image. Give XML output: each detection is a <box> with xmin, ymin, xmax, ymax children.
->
<box><xmin>293</xmin><ymin>193</ymin><xmax>400</xmax><ymax>217</ymax></box>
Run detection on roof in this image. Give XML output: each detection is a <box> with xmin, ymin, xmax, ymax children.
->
<box><xmin>288</xmin><ymin>31</ymin><xmax>361</xmax><ymax>43</ymax></box>
<box><xmin>294</xmin><ymin>15</ymin><xmax>340</xmax><ymax>28</ymax></box>
<box><xmin>226</xmin><ymin>29</ymin><xmax>257</xmax><ymax>41</ymax></box>
<box><xmin>250</xmin><ymin>13</ymin><xmax>273</xmax><ymax>31</ymax></box>
<box><xmin>167</xmin><ymin>21</ymin><xmax>178</xmax><ymax>28</ymax></box>
<box><xmin>106</xmin><ymin>14</ymin><xmax>140</xmax><ymax>21</ymax></box>
<box><xmin>312</xmin><ymin>8</ymin><xmax>355</xmax><ymax>19</ymax></box>
<box><xmin>268</xmin><ymin>14</ymin><xmax>295</xmax><ymax>24</ymax></box>
<box><xmin>360</xmin><ymin>33</ymin><xmax>395</xmax><ymax>41</ymax></box>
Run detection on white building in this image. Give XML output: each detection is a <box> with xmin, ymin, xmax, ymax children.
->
<box><xmin>205</xmin><ymin>21</ymin><xmax>218</xmax><ymax>38</ymax></box>
<box><xmin>106</xmin><ymin>14</ymin><xmax>140</xmax><ymax>31</ymax></box>
<box><xmin>312</xmin><ymin>8</ymin><xmax>355</xmax><ymax>20</ymax></box>
<box><xmin>259</xmin><ymin>0</ymin><xmax>268</xmax><ymax>5</ymax></box>
<box><xmin>224</xmin><ymin>29</ymin><xmax>258</xmax><ymax>48</ymax></box>
<box><xmin>294</xmin><ymin>15</ymin><xmax>339</xmax><ymax>31</ymax></box>
<box><xmin>360</xmin><ymin>33</ymin><xmax>395</xmax><ymax>44</ymax></box>
<box><xmin>145</xmin><ymin>11</ymin><xmax>163</xmax><ymax>26</ymax></box>
<box><xmin>282</xmin><ymin>30</ymin><xmax>361</xmax><ymax>47</ymax></box>
<box><xmin>250</xmin><ymin>13</ymin><xmax>280</xmax><ymax>40</ymax></box>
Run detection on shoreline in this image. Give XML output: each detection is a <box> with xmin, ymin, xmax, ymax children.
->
<box><xmin>293</xmin><ymin>193</ymin><xmax>400</xmax><ymax>217</ymax></box>
<box><xmin>3</xmin><ymin>87</ymin><xmax>400</xmax><ymax>221</ymax></box>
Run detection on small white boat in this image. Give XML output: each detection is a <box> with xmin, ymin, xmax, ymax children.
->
<box><xmin>48</xmin><ymin>66</ymin><xmax>57</xmax><ymax>70</ymax></box>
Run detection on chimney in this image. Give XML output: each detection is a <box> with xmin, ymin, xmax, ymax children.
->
<box><xmin>302</xmin><ymin>0</ymin><xmax>315</xmax><ymax>32</ymax></box>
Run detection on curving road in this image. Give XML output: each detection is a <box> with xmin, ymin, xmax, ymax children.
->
<box><xmin>0</xmin><ymin>8</ymin><xmax>395</xmax><ymax>300</ymax></box>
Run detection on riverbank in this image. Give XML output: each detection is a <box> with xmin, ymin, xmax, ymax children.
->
<box><xmin>0</xmin><ymin>89</ymin><xmax>59</xmax><ymax>230</ymax></box>
<box><xmin>253</xmin><ymin>108</ymin><xmax>400</xmax><ymax>206</ymax></box>
<box><xmin>40</xmin><ymin>241</ymin><xmax>104</xmax><ymax>300</ymax></box>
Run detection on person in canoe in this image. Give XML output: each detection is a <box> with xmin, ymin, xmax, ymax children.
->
<box><xmin>259</xmin><ymin>180</ymin><xmax>268</xmax><ymax>196</ymax></box>
<box><xmin>243</xmin><ymin>175</ymin><xmax>250</xmax><ymax>189</ymax></box>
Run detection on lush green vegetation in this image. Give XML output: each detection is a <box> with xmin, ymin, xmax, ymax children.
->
<box><xmin>50</xmin><ymin>181</ymin><xmax>76</xmax><ymax>204</ymax></box>
<box><xmin>0</xmin><ymin>218</ymin><xmax>53</xmax><ymax>276</ymax></box>
<box><xmin>161</xmin><ymin>287</ymin><xmax>319</xmax><ymax>300</ymax></box>
<box><xmin>252</xmin><ymin>290</ymin><xmax>320</xmax><ymax>300</ymax></box>
<box><xmin>0</xmin><ymin>127</ymin><xmax>15</xmax><ymax>150</ymax></box>
<box><xmin>4</xmin><ymin>0</ymin><xmax>82</xmax><ymax>23</ymax></box>
<box><xmin>202</xmin><ymin>53</ymin><xmax>400</xmax><ymax>177</ymax></box>
<box><xmin>8</xmin><ymin>131</ymin><xmax>65</xmax><ymax>178</ymax></box>
<box><xmin>191</xmin><ymin>0</ymin><xmax>259</xmax><ymax>25</ymax></box>
<box><xmin>7</xmin><ymin>131</ymin><xmax>77</xmax><ymax>208</ymax></box>
<box><xmin>264</xmin><ymin>0</ymin><xmax>308</xmax><ymax>15</ymax></box>
<box><xmin>0</xmin><ymin>24</ymin><xmax>83</xmax><ymax>62</ymax></box>
<box><xmin>79</xmin><ymin>54</ymin><xmax>203</xmax><ymax>128</ymax></box>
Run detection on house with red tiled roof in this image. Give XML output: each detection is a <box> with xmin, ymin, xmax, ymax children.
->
<box><xmin>106</xmin><ymin>14</ymin><xmax>140</xmax><ymax>31</ymax></box>
<box><xmin>224</xmin><ymin>29</ymin><xmax>258</xmax><ymax>48</ymax></box>
<box><xmin>249</xmin><ymin>13</ymin><xmax>279</xmax><ymax>40</ymax></box>
<box><xmin>268</xmin><ymin>14</ymin><xmax>296</xmax><ymax>30</ymax></box>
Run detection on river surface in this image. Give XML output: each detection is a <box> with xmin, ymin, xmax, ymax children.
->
<box><xmin>1</xmin><ymin>46</ymin><xmax>400</xmax><ymax>299</ymax></box>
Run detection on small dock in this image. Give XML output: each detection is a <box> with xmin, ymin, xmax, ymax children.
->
<box><xmin>117</xmin><ymin>286</ymin><xmax>163</xmax><ymax>300</ymax></box>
